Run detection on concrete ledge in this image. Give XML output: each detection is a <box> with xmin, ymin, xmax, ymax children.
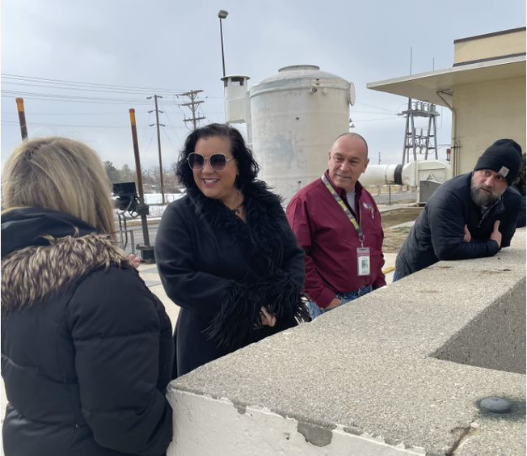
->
<box><xmin>167</xmin><ymin>229</ymin><xmax>526</xmax><ymax>456</ymax></box>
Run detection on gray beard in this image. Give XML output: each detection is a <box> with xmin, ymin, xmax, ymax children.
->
<box><xmin>470</xmin><ymin>184</ymin><xmax>499</xmax><ymax>208</ymax></box>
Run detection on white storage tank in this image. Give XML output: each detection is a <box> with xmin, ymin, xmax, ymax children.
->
<box><xmin>248</xmin><ymin>65</ymin><xmax>354</xmax><ymax>201</ymax></box>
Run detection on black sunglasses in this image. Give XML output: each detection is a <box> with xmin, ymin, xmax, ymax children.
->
<box><xmin>187</xmin><ymin>153</ymin><xmax>234</xmax><ymax>171</ymax></box>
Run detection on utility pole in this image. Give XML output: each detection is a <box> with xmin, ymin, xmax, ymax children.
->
<box><xmin>129</xmin><ymin>108</ymin><xmax>154</xmax><ymax>263</ymax></box>
<box><xmin>177</xmin><ymin>90</ymin><xmax>206</xmax><ymax>130</ymax></box>
<box><xmin>147</xmin><ymin>95</ymin><xmax>166</xmax><ymax>204</ymax></box>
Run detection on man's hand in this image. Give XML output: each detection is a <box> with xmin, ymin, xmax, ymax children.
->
<box><xmin>463</xmin><ymin>225</ymin><xmax>472</xmax><ymax>243</ymax></box>
<box><xmin>325</xmin><ymin>297</ymin><xmax>342</xmax><ymax>310</ymax></box>
<box><xmin>490</xmin><ymin>220</ymin><xmax>502</xmax><ymax>247</ymax></box>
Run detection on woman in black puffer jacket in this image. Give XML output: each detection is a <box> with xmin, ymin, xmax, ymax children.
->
<box><xmin>1</xmin><ymin>137</ymin><xmax>174</xmax><ymax>456</ymax></box>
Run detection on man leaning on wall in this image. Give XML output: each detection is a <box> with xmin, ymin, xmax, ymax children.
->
<box><xmin>394</xmin><ymin>139</ymin><xmax>523</xmax><ymax>281</ymax></box>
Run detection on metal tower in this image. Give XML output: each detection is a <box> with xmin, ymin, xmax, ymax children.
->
<box><xmin>399</xmin><ymin>99</ymin><xmax>440</xmax><ymax>164</ymax></box>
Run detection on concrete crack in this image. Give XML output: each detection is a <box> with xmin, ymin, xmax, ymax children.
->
<box><xmin>445</xmin><ymin>422</ymin><xmax>478</xmax><ymax>455</ymax></box>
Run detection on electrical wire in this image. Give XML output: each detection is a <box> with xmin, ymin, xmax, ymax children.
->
<box><xmin>1</xmin><ymin>120</ymin><xmax>130</xmax><ymax>129</ymax></box>
<box><xmin>354</xmin><ymin>102</ymin><xmax>398</xmax><ymax>113</ymax></box>
<box><xmin>2</xmin><ymin>73</ymin><xmax>191</xmax><ymax>94</ymax></box>
<box><xmin>2</xmin><ymin>90</ymin><xmax>152</xmax><ymax>104</ymax></box>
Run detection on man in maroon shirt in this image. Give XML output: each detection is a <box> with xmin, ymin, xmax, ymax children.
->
<box><xmin>286</xmin><ymin>132</ymin><xmax>386</xmax><ymax>319</ymax></box>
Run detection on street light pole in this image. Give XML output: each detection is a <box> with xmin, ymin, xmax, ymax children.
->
<box><xmin>218</xmin><ymin>10</ymin><xmax>228</xmax><ymax>78</ymax></box>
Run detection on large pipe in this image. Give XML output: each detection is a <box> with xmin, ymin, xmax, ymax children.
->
<box><xmin>360</xmin><ymin>164</ymin><xmax>403</xmax><ymax>186</ymax></box>
<box><xmin>361</xmin><ymin>160</ymin><xmax>451</xmax><ymax>187</ymax></box>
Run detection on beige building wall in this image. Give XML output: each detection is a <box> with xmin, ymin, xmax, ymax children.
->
<box><xmin>453</xmin><ymin>75</ymin><xmax>526</xmax><ymax>174</ymax></box>
<box><xmin>454</xmin><ymin>28</ymin><xmax>526</xmax><ymax>65</ymax></box>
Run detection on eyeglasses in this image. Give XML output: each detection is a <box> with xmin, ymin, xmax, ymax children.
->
<box><xmin>187</xmin><ymin>153</ymin><xmax>234</xmax><ymax>171</ymax></box>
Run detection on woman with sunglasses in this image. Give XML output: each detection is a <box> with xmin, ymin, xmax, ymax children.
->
<box><xmin>156</xmin><ymin>123</ymin><xmax>308</xmax><ymax>377</ymax></box>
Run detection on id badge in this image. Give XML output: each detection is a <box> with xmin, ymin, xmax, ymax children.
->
<box><xmin>357</xmin><ymin>247</ymin><xmax>371</xmax><ymax>276</ymax></box>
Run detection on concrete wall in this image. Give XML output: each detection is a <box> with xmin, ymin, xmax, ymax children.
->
<box><xmin>167</xmin><ymin>229</ymin><xmax>526</xmax><ymax>456</ymax></box>
<box><xmin>453</xmin><ymin>76</ymin><xmax>526</xmax><ymax>174</ymax></box>
<box><xmin>432</xmin><ymin>276</ymin><xmax>525</xmax><ymax>375</ymax></box>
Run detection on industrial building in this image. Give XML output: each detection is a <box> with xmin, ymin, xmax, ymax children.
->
<box><xmin>368</xmin><ymin>27</ymin><xmax>526</xmax><ymax>176</ymax></box>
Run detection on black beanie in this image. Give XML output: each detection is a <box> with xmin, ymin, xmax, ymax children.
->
<box><xmin>474</xmin><ymin>139</ymin><xmax>523</xmax><ymax>185</ymax></box>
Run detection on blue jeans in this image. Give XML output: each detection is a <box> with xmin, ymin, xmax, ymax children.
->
<box><xmin>307</xmin><ymin>285</ymin><xmax>373</xmax><ymax>320</ymax></box>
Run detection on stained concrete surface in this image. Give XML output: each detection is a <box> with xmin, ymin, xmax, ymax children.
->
<box><xmin>170</xmin><ymin>229</ymin><xmax>526</xmax><ymax>455</ymax></box>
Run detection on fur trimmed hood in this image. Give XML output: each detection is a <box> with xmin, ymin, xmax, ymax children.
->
<box><xmin>2</xmin><ymin>208</ymin><xmax>132</xmax><ymax>310</ymax></box>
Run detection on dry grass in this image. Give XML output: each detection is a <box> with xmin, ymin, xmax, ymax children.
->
<box><xmin>381</xmin><ymin>207</ymin><xmax>423</xmax><ymax>253</ymax></box>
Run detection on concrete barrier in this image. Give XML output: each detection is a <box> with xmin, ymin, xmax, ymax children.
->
<box><xmin>167</xmin><ymin>229</ymin><xmax>526</xmax><ymax>456</ymax></box>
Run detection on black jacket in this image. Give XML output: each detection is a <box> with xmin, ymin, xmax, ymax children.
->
<box><xmin>511</xmin><ymin>183</ymin><xmax>526</xmax><ymax>227</ymax></box>
<box><xmin>155</xmin><ymin>181</ymin><xmax>307</xmax><ymax>377</ymax></box>
<box><xmin>1</xmin><ymin>208</ymin><xmax>174</xmax><ymax>456</ymax></box>
<box><xmin>396</xmin><ymin>173</ymin><xmax>521</xmax><ymax>278</ymax></box>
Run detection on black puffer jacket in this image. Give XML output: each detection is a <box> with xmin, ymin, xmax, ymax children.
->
<box><xmin>396</xmin><ymin>173</ymin><xmax>521</xmax><ymax>278</ymax></box>
<box><xmin>1</xmin><ymin>208</ymin><xmax>174</xmax><ymax>456</ymax></box>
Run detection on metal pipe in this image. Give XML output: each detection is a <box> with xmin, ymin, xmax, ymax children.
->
<box><xmin>129</xmin><ymin>108</ymin><xmax>150</xmax><ymax>247</ymax></box>
<box><xmin>436</xmin><ymin>90</ymin><xmax>457</xmax><ymax>175</ymax></box>
<box><xmin>16</xmin><ymin>98</ymin><xmax>28</xmax><ymax>140</ymax></box>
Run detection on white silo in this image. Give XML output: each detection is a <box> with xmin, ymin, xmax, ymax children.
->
<box><xmin>248</xmin><ymin>65</ymin><xmax>354</xmax><ymax>201</ymax></box>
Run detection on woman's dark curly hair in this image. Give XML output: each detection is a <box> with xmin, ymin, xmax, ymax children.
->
<box><xmin>176</xmin><ymin>123</ymin><xmax>259</xmax><ymax>190</ymax></box>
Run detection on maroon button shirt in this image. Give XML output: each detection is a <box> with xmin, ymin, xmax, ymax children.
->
<box><xmin>286</xmin><ymin>172</ymin><xmax>385</xmax><ymax>308</ymax></box>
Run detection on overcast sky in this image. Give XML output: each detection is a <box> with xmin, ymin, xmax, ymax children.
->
<box><xmin>2</xmin><ymin>0</ymin><xmax>525</xmax><ymax>171</ymax></box>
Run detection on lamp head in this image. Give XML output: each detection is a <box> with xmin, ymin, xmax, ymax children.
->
<box><xmin>218</xmin><ymin>10</ymin><xmax>228</xmax><ymax>19</ymax></box>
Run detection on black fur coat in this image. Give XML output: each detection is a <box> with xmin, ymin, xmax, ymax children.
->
<box><xmin>155</xmin><ymin>181</ymin><xmax>307</xmax><ymax>377</ymax></box>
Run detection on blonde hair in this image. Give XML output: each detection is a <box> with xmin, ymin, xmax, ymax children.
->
<box><xmin>2</xmin><ymin>137</ymin><xmax>116</xmax><ymax>236</ymax></box>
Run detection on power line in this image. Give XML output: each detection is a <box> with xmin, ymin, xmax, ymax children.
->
<box><xmin>158</xmin><ymin>98</ymin><xmax>183</xmax><ymax>142</ymax></box>
<box><xmin>1</xmin><ymin>91</ymin><xmax>152</xmax><ymax>105</ymax></box>
<box><xmin>1</xmin><ymin>109</ymin><xmax>189</xmax><ymax>116</ymax></box>
<box><xmin>352</xmin><ymin>110</ymin><xmax>399</xmax><ymax>115</ymax></box>
<box><xmin>2</xmin><ymin>81</ymin><xmax>185</xmax><ymax>96</ymax></box>
<box><xmin>139</xmin><ymin>111</ymin><xmax>155</xmax><ymax>152</ymax></box>
<box><xmin>162</xmin><ymin>128</ymin><xmax>181</xmax><ymax>155</ymax></box>
<box><xmin>1</xmin><ymin>119</ymin><xmax>191</xmax><ymax>130</ymax></box>
<box><xmin>354</xmin><ymin>116</ymin><xmax>401</xmax><ymax>122</ymax></box>
<box><xmin>354</xmin><ymin>102</ymin><xmax>398</xmax><ymax>113</ymax></box>
<box><xmin>1</xmin><ymin>110</ymin><xmax>136</xmax><ymax>116</ymax></box>
<box><xmin>1</xmin><ymin>120</ymin><xmax>130</xmax><ymax>129</ymax></box>
<box><xmin>2</xmin><ymin>73</ymin><xmax>191</xmax><ymax>94</ymax></box>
